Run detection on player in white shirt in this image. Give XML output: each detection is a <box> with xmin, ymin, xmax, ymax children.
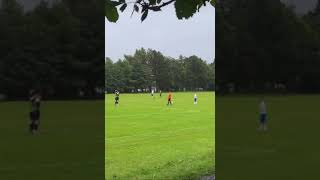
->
<box><xmin>258</xmin><ymin>97</ymin><xmax>268</xmax><ymax>131</ymax></box>
<box><xmin>194</xmin><ymin>93</ymin><xmax>198</xmax><ymax>104</ymax></box>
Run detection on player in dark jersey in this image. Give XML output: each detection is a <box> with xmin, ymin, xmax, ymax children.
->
<box><xmin>167</xmin><ymin>91</ymin><xmax>173</xmax><ymax>106</ymax></box>
<box><xmin>29</xmin><ymin>90</ymin><xmax>41</xmax><ymax>134</ymax></box>
<box><xmin>115</xmin><ymin>90</ymin><xmax>120</xmax><ymax>106</ymax></box>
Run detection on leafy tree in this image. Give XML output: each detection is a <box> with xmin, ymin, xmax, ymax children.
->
<box><xmin>105</xmin><ymin>48</ymin><xmax>215</xmax><ymax>93</ymax></box>
<box><xmin>216</xmin><ymin>0</ymin><xmax>320</xmax><ymax>93</ymax></box>
<box><xmin>105</xmin><ymin>0</ymin><xmax>215</xmax><ymax>22</ymax></box>
<box><xmin>0</xmin><ymin>0</ymin><xmax>104</xmax><ymax>99</ymax></box>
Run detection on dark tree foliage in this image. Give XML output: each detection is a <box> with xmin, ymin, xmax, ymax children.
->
<box><xmin>105</xmin><ymin>48</ymin><xmax>215</xmax><ymax>93</ymax></box>
<box><xmin>105</xmin><ymin>0</ymin><xmax>215</xmax><ymax>22</ymax></box>
<box><xmin>216</xmin><ymin>0</ymin><xmax>320</xmax><ymax>94</ymax></box>
<box><xmin>0</xmin><ymin>0</ymin><xmax>104</xmax><ymax>100</ymax></box>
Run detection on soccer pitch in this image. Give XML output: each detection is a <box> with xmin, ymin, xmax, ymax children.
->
<box><xmin>0</xmin><ymin>101</ymin><xmax>104</xmax><ymax>180</ymax></box>
<box><xmin>105</xmin><ymin>92</ymin><xmax>215</xmax><ymax>180</ymax></box>
<box><xmin>217</xmin><ymin>95</ymin><xmax>320</xmax><ymax>180</ymax></box>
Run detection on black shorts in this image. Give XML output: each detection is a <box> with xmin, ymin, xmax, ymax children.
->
<box><xmin>260</xmin><ymin>113</ymin><xmax>267</xmax><ymax>124</ymax></box>
<box><xmin>30</xmin><ymin>111</ymin><xmax>40</xmax><ymax>121</ymax></box>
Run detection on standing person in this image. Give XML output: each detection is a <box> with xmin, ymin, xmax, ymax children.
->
<box><xmin>29</xmin><ymin>90</ymin><xmax>41</xmax><ymax>134</ymax></box>
<box><xmin>115</xmin><ymin>90</ymin><xmax>120</xmax><ymax>106</ymax></box>
<box><xmin>194</xmin><ymin>93</ymin><xmax>198</xmax><ymax>104</ymax></box>
<box><xmin>159</xmin><ymin>90</ymin><xmax>162</xmax><ymax>97</ymax></box>
<box><xmin>258</xmin><ymin>97</ymin><xmax>268</xmax><ymax>131</ymax></box>
<box><xmin>167</xmin><ymin>91</ymin><xmax>173</xmax><ymax>106</ymax></box>
<box><xmin>151</xmin><ymin>89</ymin><xmax>154</xmax><ymax>97</ymax></box>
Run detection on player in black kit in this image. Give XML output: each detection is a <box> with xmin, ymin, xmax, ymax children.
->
<box><xmin>29</xmin><ymin>90</ymin><xmax>41</xmax><ymax>134</ymax></box>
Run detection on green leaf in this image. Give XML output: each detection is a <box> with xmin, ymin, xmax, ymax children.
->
<box><xmin>149</xmin><ymin>0</ymin><xmax>156</xmax><ymax>5</ymax></box>
<box><xmin>106</xmin><ymin>0</ymin><xmax>119</xmax><ymax>22</ymax></box>
<box><xmin>174</xmin><ymin>0</ymin><xmax>198</xmax><ymax>20</ymax></box>
<box><xmin>197</xmin><ymin>3</ymin><xmax>202</xmax><ymax>12</ymax></box>
<box><xmin>142</xmin><ymin>5</ymin><xmax>147</xmax><ymax>12</ymax></box>
<box><xmin>134</xmin><ymin>4</ymin><xmax>139</xmax><ymax>12</ymax></box>
<box><xmin>120</xmin><ymin>3</ymin><xmax>127</xmax><ymax>12</ymax></box>
<box><xmin>210</xmin><ymin>0</ymin><xmax>215</xmax><ymax>7</ymax></box>
<box><xmin>141</xmin><ymin>9</ymin><xmax>148</xmax><ymax>22</ymax></box>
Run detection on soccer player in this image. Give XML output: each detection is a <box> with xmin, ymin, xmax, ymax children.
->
<box><xmin>167</xmin><ymin>91</ymin><xmax>172</xmax><ymax>106</ymax></box>
<box><xmin>194</xmin><ymin>93</ymin><xmax>198</xmax><ymax>104</ymax></box>
<box><xmin>29</xmin><ymin>90</ymin><xmax>41</xmax><ymax>134</ymax></box>
<box><xmin>151</xmin><ymin>89</ymin><xmax>154</xmax><ymax>97</ymax></box>
<box><xmin>159</xmin><ymin>90</ymin><xmax>162</xmax><ymax>97</ymax></box>
<box><xmin>115</xmin><ymin>90</ymin><xmax>120</xmax><ymax>106</ymax></box>
<box><xmin>258</xmin><ymin>97</ymin><xmax>268</xmax><ymax>131</ymax></box>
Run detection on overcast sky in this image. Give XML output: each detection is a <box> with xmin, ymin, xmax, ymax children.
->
<box><xmin>105</xmin><ymin>4</ymin><xmax>215</xmax><ymax>63</ymax></box>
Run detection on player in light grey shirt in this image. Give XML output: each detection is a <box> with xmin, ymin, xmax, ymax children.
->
<box><xmin>258</xmin><ymin>97</ymin><xmax>268</xmax><ymax>131</ymax></box>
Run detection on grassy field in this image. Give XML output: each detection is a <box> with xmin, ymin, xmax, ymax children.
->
<box><xmin>0</xmin><ymin>100</ymin><xmax>104</xmax><ymax>180</ymax></box>
<box><xmin>217</xmin><ymin>95</ymin><xmax>320</xmax><ymax>180</ymax></box>
<box><xmin>105</xmin><ymin>92</ymin><xmax>215</xmax><ymax>180</ymax></box>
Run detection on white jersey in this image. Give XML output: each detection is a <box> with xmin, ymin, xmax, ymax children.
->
<box><xmin>259</xmin><ymin>101</ymin><xmax>267</xmax><ymax>114</ymax></box>
<box><xmin>194</xmin><ymin>94</ymin><xmax>197</xmax><ymax>99</ymax></box>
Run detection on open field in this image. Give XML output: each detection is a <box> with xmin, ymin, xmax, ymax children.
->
<box><xmin>217</xmin><ymin>95</ymin><xmax>320</xmax><ymax>180</ymax></box>
<box><xmin>105</xmin><ymin>92</ymin><xmax>215</xmax><ymax>180</ymax></box>
<box><xmin>0</xmin><ymin>100</ymin><xmax>104</xmax><ymax>180</ymax></box>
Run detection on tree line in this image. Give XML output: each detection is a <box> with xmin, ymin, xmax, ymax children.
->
<box><xmin>105</xmin><ymin>48</ymin><xmax>215</xmax><ymax>93</ymax></box>
<box><xmin>216</xmin><ymin>0</ymin><xmax>320</xmax><ymax>94</ymax></box>
<box><xmin>0</xmin><ymin>0</ymin><xmax>104</xmax><ymax>100</ymax></box>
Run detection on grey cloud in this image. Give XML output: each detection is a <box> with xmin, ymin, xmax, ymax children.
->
<box><xmin>105</xmin><ymin>4</ymin><xmax>215</xmax><ymax>63</ymax></box>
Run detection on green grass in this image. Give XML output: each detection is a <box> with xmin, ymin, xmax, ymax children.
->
<box><xmin>105</xmin><ymin>92</ymin><xmax>215</xmax><ymax>180</ymax></box>
<box><xmin>0</xmin><ymin>100</ymin><xmax>104</xmax><ymax>180</ymax></box>
<box><xmin>217</xmin><ymin>95</ymin><xmax>320</xmax><ymax>180</ymax></box>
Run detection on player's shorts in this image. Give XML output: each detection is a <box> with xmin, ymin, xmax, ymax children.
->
<box><xmin>30</xmin><ymin>110</ymin><xmax>40</xmax><ymax>121</ymax></box>
<box><xmin>115</xmin><ymin>97</ymin><xmax>119</xmax><ymax>101</ymax></box>
<box><xmin>194</xmin><ymin>98</ymin><xmax>197</xmax><ymax>101</ymax></box>
<box><xmin>168</xmin><ymin>98</ymin><xmax>171</xmax><ymax>102</ymax></box>
<box><xmin>260</xmin><ymin>113</ymin><xmax>267</xmax><ymax>124</ymax></box>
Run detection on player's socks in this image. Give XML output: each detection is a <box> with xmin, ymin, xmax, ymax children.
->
<box><xmin>263</xmin><ymin>125</ymin><xmax>267</xmax><ymax>131</ymax></box>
